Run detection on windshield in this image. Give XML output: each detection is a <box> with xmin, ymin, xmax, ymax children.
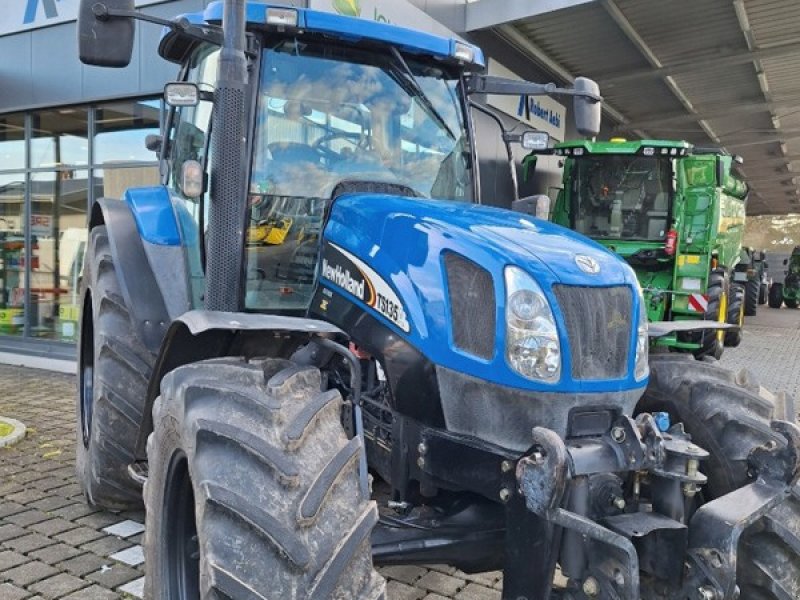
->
<box><xmin>245</xmin><ymin>38</ymin><xmax>472</xmax><ymax>312</ymax></box>
<box><xmin>570</xmin><ymin>155</ymin><xmax>671</xmax><ymax>241</ymax></box>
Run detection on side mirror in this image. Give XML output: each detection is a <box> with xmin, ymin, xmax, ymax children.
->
<box><xmin>164</xmin><ymin>82</ymin><xmax>200</xmax><ymax>107</ymax></box>
<box><xmin>573</xmin><ymin>77</ymin><xmax>601</xmax><ymax>138</ymax></box>
<box><xmin>521</xmin><ymin>131</ymin><xmax>550</xmax><ymax>151</ymax></box>
<box><xmin>78</xmin><ymin>0</ymin><xmax>135</xmax><ymax>67</ymax></box>
<box><xmin>145</xmin><ymin>134</ymin><xmax>163</xmax><ymax>153</ymax></box>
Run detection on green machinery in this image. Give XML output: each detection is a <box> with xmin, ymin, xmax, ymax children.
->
<box><xmin>733</xmin><ymin>246</ymin><xmax>769</xmax><ymax>316</ymax></box>
<box><xmin>769</xmin><ymin>246</ymin><xmax>800</xmax><ymax>308</ymax></box>
<box><xmin>529</xmin><ymin>138</ymin><xmax>748</xmax><ymax>359</ymax></box>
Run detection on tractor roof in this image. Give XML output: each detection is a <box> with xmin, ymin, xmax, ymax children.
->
<box><xmin>159</xmin><ymin>1</ymin><xmax>484</xmax><ymax>68</ymax></box>
<box><xmin>553</xmin><ymin>138</ymin><xmax>692</xmax><ymax>157</ymax></box>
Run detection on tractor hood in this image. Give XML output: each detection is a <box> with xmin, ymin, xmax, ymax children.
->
<box><xmin>316</xmin><ymin>193</ymin><xmax>644</xmax><ymax>394</ymax></box>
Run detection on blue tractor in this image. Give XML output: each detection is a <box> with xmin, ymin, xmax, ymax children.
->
<box><xmin>76</xmin><ymin>2</ymin><xmax>800</xmax><ymax>598</ymax></box>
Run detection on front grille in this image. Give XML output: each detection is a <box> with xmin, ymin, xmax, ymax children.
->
<box><xmin>553</xmin><ymin>285</ymin><xmax>632</xmax><ymax>380</ymax></box>
<box><xmin>444</xmin><ymin>252</ymin><xmax>495</xmax><ymax>359</ymax></box>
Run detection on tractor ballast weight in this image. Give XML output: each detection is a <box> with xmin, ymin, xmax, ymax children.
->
<box><xmin>539</xmin><ymin>139</ymin><xmax>749</xmax><ymax>359</ymax></box>
<box><xmin>75</xmin><ymin>2</ymin><xmax>800</xmax><ymax>599</ymax></box>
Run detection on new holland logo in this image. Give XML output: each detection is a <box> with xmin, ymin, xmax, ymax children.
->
<box><xmin>575</xmin><ymin>254</ymin><xmax>600</xmax><ymax>274</ymax></box>
<box><xmin>321</xmin><ymin>258</ymin><xmax>366</xmax><ymax>300</ymax></box>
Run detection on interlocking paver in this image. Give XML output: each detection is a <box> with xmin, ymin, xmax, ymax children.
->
<box><xmin>63</xmin><ymin>584</ymin><xmax>120</xmax><ymax>599</ymax></box>
<box><xmin>53</xmin><ymin>527</ymin><xmax>105</xmax><ymax>547</ymax></box>
<box><xmin>29</xmin><ymin>572</ymin><xmax>88</xmax><ymax>599</ymax></box>
<box><xmin>0</xmin><ymin>523</ymin><xmax>27</xmax><ymax>543</ymax></box>
<box><xmin>0</xmin><ymin>582</ymin><xmax>30</xmax><ymax>600</ymax></box>
<box><xmin>86</xmin><ymin>563</ymin><xmax>141</xmax><ymax>589</ymax></box>
<box><xmin>0</xmin><ymin>550</ymin><xmax>29</xmax><ymax>571</ymax></box>
<box><xmin>3</xmin><ymin>560</ymin><xmax>59</xmax><ymax>586</ymax></box>
<box><xmin>3</xmin><ymin>533</ymin><xmax>55</xmax><ymax>554</ymax></box>
<box><xmin>29</xmin><ymin>518</ymin><xmax>78</xmax><ymax>537</ymax></box>
<box><xmin>29</xmin><ymin>543</ymin><xmax>84</xmax><ymax>565</ymax></box>
<box><xmin>79</xmin><ymin>536</ymin><xmax>132</xmax><ymax>558</ymax></box>
<box><xmin>58</xmin><ymin>553</ymin><xmax>110</xmax><ymax>577</ymax></box>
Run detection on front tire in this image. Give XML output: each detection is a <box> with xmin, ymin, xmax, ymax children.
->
<box><xmin>724</xmin><ymin>283</ymin><xmax>745</xmax><ymax>347</ymax></box>
<box><xmin>639</xmin><ymin>356</ymin><xmax>800</xmax><ymax>599</ymax></box>
<box><xmin>759</xmin><ymin>282</ymin><xmax>768</xmax><ymax>305</ymax></box>
<box><xmin>768</xmin><ymin>283</ymin><xmax>783</xmax><ymax>308</ymax></box>
<box><xmin>744</xmin><ymin>279</ymin><xmax>759</xmax><ymax>316</ymax></box>
<box><xmin>681</xmin><ymin>269</ymin><xmax>724</xmax><ymax>360</ymax></box>
<box><xmin>144</xmin><ymin>357</ymin><xmax>384</xmax><ymax>600</ymax></box>
<box><xmin>76</xmin><ymin>226</ymin><xmax>154</xmax><ymax>510</ymax></box>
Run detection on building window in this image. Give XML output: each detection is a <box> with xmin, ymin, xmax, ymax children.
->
<box><xmin>0</xmin><ymin>98</ymin><xmax>160</xmax><ymax>346</ymax></box>
<box><xmin>0</xmin><ymin>113</ymin><xmax>26</xmax><ymax>336</ymax></box>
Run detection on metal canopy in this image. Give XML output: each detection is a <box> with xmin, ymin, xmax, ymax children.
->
<box><xmin>465</xmin><ymin>0</ymin><xmax>800</xmax><ymax>215</ymax></box>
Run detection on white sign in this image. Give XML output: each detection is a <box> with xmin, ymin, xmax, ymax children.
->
<box><xmin>486</xmin><ymin>59</ymin><xmax>566</xmax><ymax>142</ymax></box>
<box><xmin>30</xmin><ymin>213</ymin><xmax>53</xmax><ymax>238</ymax></box>
<box><xmin>309</xmin><ymin>0</ymin><xmax>457</xmax><ymax>39</ymax></box>
<box><xmin>0</xmin><ymin>0</ymin><xmax>166</xmax><ymax>37</ymax></box>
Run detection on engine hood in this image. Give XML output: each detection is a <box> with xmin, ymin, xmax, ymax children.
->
<box><xmin>316</xmin><ymin>193</ymin><xmax>644</xmax><ymax>394</ymax></box>
<box><xmin>326</xmin><ymin>194</ymin><xmax>635</xmax><ymax>285</ymax></box>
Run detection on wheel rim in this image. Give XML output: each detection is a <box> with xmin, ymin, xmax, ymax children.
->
<box><xmin>164</xmin><ymin>451</ymin><xmax>201</xmax><ymax>600</ymax></box>
<box><xmin>78</xmin><ymin>302</ymin><xmax>94</xmax><ymax>448</ymax></box>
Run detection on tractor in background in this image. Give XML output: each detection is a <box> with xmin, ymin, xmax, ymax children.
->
<box><xmin>527</xmin><ymin>138</ymin><xmax>749</xmax><ymax>359</ymax></box>
<box><xmin>75</xmin><ymin>2</ymin><xmax>800</xmax><ymax>599</ymax></box>
<box><xmin>733</xmin><ymin>246</ymin><xmax>769</xmax><ymax>316</ymax></box>
<box><xmin>769</xmin><ymin>246</ymin><xmax>800</xmax><ymax>308</ymax></box>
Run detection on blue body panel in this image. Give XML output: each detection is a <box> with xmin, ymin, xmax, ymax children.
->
<box><xmin>183</xmin><ymin>2</ymin><xmax>484</xmax><ymax>67</ymax></box>
<box><xmin>124</xmin><ymin>186</ymin><xmax>182</xmax><ymax>246</ymax></box>
<box><xmin>322</xmin><ymin>195</ymin><xmax>646</xmax><ymax>394</ymax></box>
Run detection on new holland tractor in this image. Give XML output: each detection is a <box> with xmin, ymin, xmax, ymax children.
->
<box><xmin>76</xmin><ymin>2</ymin><xmax>800</xmax><ymax>599</ymax></box>
<box><xmin>528</xmin><ymin>139</ymin><xmax>749</xmax><ymax>359</ymax></box>
<box><xmin>769</xmin><ymin>246</ymin><xmax>800</xmax><ymax>308</ymax></box>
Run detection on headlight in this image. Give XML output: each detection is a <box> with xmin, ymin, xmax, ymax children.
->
<box><xmin>505</xmin><ymin>266</ymin><xmax>561</xmax><ymax>382</ymax></box>
<box><xmin>634</xmin><ymin>288</ymin><xmax>649</xmax><ymax>381</ymax></box>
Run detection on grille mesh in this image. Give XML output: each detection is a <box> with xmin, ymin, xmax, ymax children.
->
<box><xmin>444</xmin><ymin>253</ymin><xmax>495</xmax><ymax>359</ymax></box>
<box><xmin>206</xmin><ymin>85</ymin><xmax>247</xmax><ymax>311</ymax></box>
<box><xmin>553</xmin><ymin>285</ymin><xmax>632</xmax><ymax>380</ymax></box>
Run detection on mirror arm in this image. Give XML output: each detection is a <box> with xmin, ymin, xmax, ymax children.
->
<box><xmin>93</xmin><ymin>3</ymin><xmax>224</xmax><ymax>46</ymax></box>
<box><xmin>466</xmin><ymin>75</ymin><xmax>602</xmax><ymax>103</ymax></box>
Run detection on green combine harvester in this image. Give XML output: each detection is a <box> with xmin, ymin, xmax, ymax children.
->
<box><xmin>527</xmin><ymin>138</ymin><xmax>748</xmax><ymax>359</ymax></box>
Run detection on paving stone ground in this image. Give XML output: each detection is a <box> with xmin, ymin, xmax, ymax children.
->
<box><xmin>0</xmin><ymin>307</ymin><xmax>798</xmax><ymax>598</ymax></box>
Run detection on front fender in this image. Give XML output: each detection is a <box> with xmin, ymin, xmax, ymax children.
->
<box><xmin>134</xmin><ymin>310</ymin><xmax>345</xmax><ymax>460</ymax></box>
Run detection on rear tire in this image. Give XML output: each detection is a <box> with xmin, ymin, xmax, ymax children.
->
<box><xmin>639</xmin><ymin>356</ymin><xmax>800</xmax><ymax>599</ymax></box>
<box><xmin>76</xmin><ymin>226</ymin><xmax>153</xmax><ymax>510</ymax></box>
<box><xmin>144</xmin><ymin>357</ymin><xmax>384</xmax><ymax>600</ymax></box>
<box><xmin>759</xmin><ymin>283</ymin><xmax>768</xmax><ymax>305</ymax></box>
<box><xmin>744</xmin><ymin>279</ymin><xmax>759</xmax><ymax>316</ymax></box>
<box><xmin>786</xmin><ymin>297</ymin><xmax>799</xmax><ymax>309</ymax></box>
<box><xmin>724</xmin><ymin>283</ymin><xmax>744</xmax><ymax>347</ymax></box>
<box><xmin>768</xmin><ymin>283</ymin><xmax>783</xmax><ymax>308</ymax></box>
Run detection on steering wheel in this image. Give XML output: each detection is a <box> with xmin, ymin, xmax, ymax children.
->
<box><xmin>312</xmin><ymin>131</ymin><xmax>370</xmax><ymax>162</ymax></box>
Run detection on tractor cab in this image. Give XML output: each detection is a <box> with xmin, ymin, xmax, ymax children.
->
<box><xmin>545</xmin><ymin>139</ymin><xmax>689</xmax><ymax>261</ymax></box>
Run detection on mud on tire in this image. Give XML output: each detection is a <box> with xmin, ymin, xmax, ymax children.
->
<box><xmin>144</xmin><ymin>357</ymin><xmax>385</xmax><ymax>600</ymax></box>
<box><xmin>639</xmin><ymin>355</ymin><xmax>800</xmax><ymax>598</ymax></box>
<box><xmin>76</xmin><ymin>226</ymin><xmax>154</xmax><ymax>510</ymax></box>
